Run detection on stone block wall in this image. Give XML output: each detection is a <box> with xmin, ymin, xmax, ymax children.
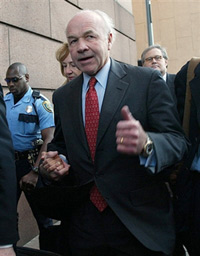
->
<box><xmin>0</xmin><ymin>0</ymin><xmax>136</xmax><ymax>97</ymax></box>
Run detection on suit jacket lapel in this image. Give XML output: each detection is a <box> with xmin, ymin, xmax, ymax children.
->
<box><xmin>97</xmin><ymin>59</ymin><xmax>129</xmax><ymax>146</ymax></box>
<box><xmin>68</xmin><ymin>60</ymin><xmax>130</xmax><ymax>155</ymax></box>
<box><xmin>68</xmin><ymin>75</ymin><xmax>89</xmax><ymax>153</ymax></box>
<box><xmin>190</xmin><ymin>63</ymin><xmax>200</xmax><ymax>126</ymax></box>
<box><xmin>166</xmin><ymin>73</ymin><xmax>176</xmax><ymax>102</ymax></box>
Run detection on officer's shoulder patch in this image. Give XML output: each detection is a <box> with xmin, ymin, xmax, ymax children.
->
<box><xmin>42</xmin><ymin>100</ymin><xmax>53</xmax><ymax>113</ymax></box>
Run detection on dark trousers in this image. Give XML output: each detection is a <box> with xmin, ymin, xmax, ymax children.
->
<box><xmin>188</xmin><ymin>172</ymin><xmax>200</xmax><ymax>255</ymax></box>
<box><xmin>16</xmin><ymin>158</ymin><xmax>53</xmax><ymax>250</ymax></box>
<box><xmin>63</xmin><ymin>199</ymin><xmax>170</xmax><ymax>256</ymax></box>
<box><xmin>174</xmin><ymin>171</ymin><xmax>200</xmax><ymax>256</ymax></box>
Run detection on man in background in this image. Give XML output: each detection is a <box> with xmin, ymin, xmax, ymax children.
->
<box><xmin>0</xmin><ymin>83</ymin><xmax>19</xmax><ymax>256</ymax></box>
<box><xmin>174</xmin><ymin>59</ymin><xmax>200</xmax><ymax>256</ymax></box>
<box><xmin>141</xmin><ymin>44</ymin><xmax>176</xmax><ymax>100</ymax></box>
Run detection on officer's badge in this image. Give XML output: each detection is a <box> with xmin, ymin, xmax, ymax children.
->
<box><xmin>42</xmin><ymin>101</ymin><xmax>53</xmax><ymax>113</ymax></box>
<box><xmin>26</xmin><ymin>105</ymin><xmax>33</xmax><ymax>113</ymax></box>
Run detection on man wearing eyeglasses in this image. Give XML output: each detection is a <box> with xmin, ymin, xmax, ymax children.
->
<box><xmin>4</xmin><ymin>62</ymin><xmax>55</xmax><ymax>250</ymax></box>
<box><xmin>141</xmin><ymin>45</ymin><xmax>176</xmax><ymax>100</ymax></box>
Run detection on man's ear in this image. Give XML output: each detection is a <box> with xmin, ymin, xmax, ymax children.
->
<box><xmin>25</xmin><ymin>73</ymin><xmax>29</xmax><ymax>82</ymax></box>
<box><xmin>165</xmin><ymin>59</ymin><xmax>168</xmax><ymax>69</ymax></box>
<box><xmin>108</xmin><ymin>33</ymin><xmax>113</xmax><ymax>50</ymax></box>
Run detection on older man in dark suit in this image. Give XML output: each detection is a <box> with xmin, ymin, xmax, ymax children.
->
<box><xmin>0</xmin><ymin>84</ymin><xmax>19</xmax><ymax>256</ymax></box>
<box><xmin>40</xmin><ymin>10</ymin><xmax>188</xmax><ymax>256</ymax></box>
<box><xmin>141</xmin><ymin>45</ymin><xmax>176</xmax><ymax>101</ymax></box>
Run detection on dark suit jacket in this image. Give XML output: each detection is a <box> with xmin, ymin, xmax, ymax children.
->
<box><xmin>0</xmin><ymin>84</ymin><xmax>19</xmax><ymax>245</ymax></box>
<box><xmin>48</xmin><ymin>59</ymin><xmax>188</xmax><ymax>254</ymax></box>
<box><xmin>175</xmin><ymin>61</ymin><xmax>200</xmax><ymax>163</ymax></box>
<box><xmin>173</xmin><ymin>61</ymin><xmax>200</xmax><ymax>237</ymax></box>
<box><xmin>166</xmin><ymin>73</ymin><xmax>176</xmax><ymax>101</ymax></box>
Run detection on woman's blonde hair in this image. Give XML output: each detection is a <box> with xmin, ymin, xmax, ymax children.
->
<box><xmin>55</xmin><ymin>42</ymin><xmax>69</xmax><ymax>77</ymax></box>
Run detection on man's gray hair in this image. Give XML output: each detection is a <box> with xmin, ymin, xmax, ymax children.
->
<box><xmin>94</xmin><ymin>9</ymin><xmax>116</xmax><ymax>43</ymax></box>
<box><xmin>141</xmin><ymin>44</ymin><xmax>169</xmax><ymax>64</ymax></box>
<box><xmin>69</xmin><ymin>9</ymin><xmax>116</xmax><ymax>44</ymax></box>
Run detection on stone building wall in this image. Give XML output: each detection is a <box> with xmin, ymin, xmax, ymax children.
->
<box><xmin>1</xmin><ymin>0</ymin><xmax>136</xmax><ymax>97</ymax></box>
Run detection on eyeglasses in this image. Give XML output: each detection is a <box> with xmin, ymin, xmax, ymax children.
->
<box><xmin>4</xmin><ymin>75</ymin><xmax>24</xmax><ymax>84</ymax></box>
<box><xmin>145</xmin><ymin>55</ymin><xmax>163</xmax><ymax>63</ymax></box>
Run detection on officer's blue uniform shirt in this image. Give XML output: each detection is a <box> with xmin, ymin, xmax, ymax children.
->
<box><xmin>4</xmin><ymin>86</ymin><xmax>55</xmax><ymax>152</ymax></box>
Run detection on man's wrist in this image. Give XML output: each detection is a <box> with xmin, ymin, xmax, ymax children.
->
<box><xmin>141</xmin><ymin>134</ymin><xmax>154</xmax><ymax>157</ymax></box>
<box><xmin>32</xmin><ymin>166</ymin><xmax>39</xmax><ymax>173</ymax></box>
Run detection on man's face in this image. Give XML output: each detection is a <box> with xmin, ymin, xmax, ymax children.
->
<box><xmin>5</xmin><ymin>68</ymin><xmax>28</xmax><ymax>97</ymax></box>
<box><xmin>62</xmin><ymin>53</ymin><xmax>82</xmax><ymax>81</ymax></box>
<box><xmin>66</xmin><ymin>12</ymin><xmax>112</xmax><ymax>76</ymax></box>
<box><xmin>143</xmin><ymin>48</ymin><xmax>168</xmax><ymax>76</ymax></box>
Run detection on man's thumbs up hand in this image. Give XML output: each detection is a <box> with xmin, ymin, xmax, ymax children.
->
<box><xmin>121</xmin><ymin>105</ymin><xmax>135</xmax><ymax>121</ymax></box>
<box><xmin>116</xmin><ymin>105</ymin><xmax>147</xmax><ymax>155</ymax></box>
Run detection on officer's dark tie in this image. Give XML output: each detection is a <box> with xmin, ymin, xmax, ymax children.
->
<box><xmin>85</xmin><ymin>77</ymin><xmax>107</xmax><ymax>212</ymax></box>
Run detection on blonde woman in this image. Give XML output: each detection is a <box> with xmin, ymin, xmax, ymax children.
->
<box><xmin>56</xmin><ymin>42</ymin><xmax>81</xmax><ymax>84</ymax></box>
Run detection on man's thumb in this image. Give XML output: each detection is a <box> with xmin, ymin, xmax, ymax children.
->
<box><xmin>121</xmin><ymin>105</ymin><xmax>135</xmax><ymax>121</ymax></box>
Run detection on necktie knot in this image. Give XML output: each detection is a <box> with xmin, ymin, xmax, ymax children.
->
<box><xmin>89</xmin><ymin>77</ymin><xmax>97</xmax><ymax>89</ymax></box>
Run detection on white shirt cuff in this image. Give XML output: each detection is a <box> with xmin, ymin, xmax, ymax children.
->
<box><xmin>0</xmin><ymin>244</ymin><xmax>12</xmax><ymax>248</ymax></box>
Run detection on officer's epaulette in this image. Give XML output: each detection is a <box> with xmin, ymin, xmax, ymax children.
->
<box><xmin>32</xmin><ymin>90</ymin><xmax>41</xmax><ymax>99</ymax></box>
<box><xmin>32</xmin><ymin>90</ymin><xmax>47</xmax><ymax>101</ymax></box>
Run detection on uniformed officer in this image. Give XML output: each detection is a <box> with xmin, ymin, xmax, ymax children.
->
<box><xmin>4</xmin><ymin>62</ymin><xmax>55</xmax><ymax>250</ymax></box>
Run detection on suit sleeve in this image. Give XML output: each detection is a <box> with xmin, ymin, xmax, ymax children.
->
<box><xmin>0</xmin><ymin>86</ymin><xmax>19</xmax><ymax>245</ymax></box>
<box><xmin>47</xmin><ymin>92</ymin><xmax>67</xmax><ymax>156</ymax></box>
<box><xmin>145</xmin><ymin>70</ymin><xmax>189</xmax><ymax>172</ymax></box>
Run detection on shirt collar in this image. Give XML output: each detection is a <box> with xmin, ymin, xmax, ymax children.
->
<box><xmin>162</xmin><ymin>73</ymin><xmax>167</xmax><ymax>82</ymax></box>
<box><xmin>83</xmin><ymin>58</ymin><xmax>111</xmax><ymax>92</ymax></box>
<box><xmin>15</xmin><ymin>86</ymin><xmax>32</xmax><ymax>103</ymax></box>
